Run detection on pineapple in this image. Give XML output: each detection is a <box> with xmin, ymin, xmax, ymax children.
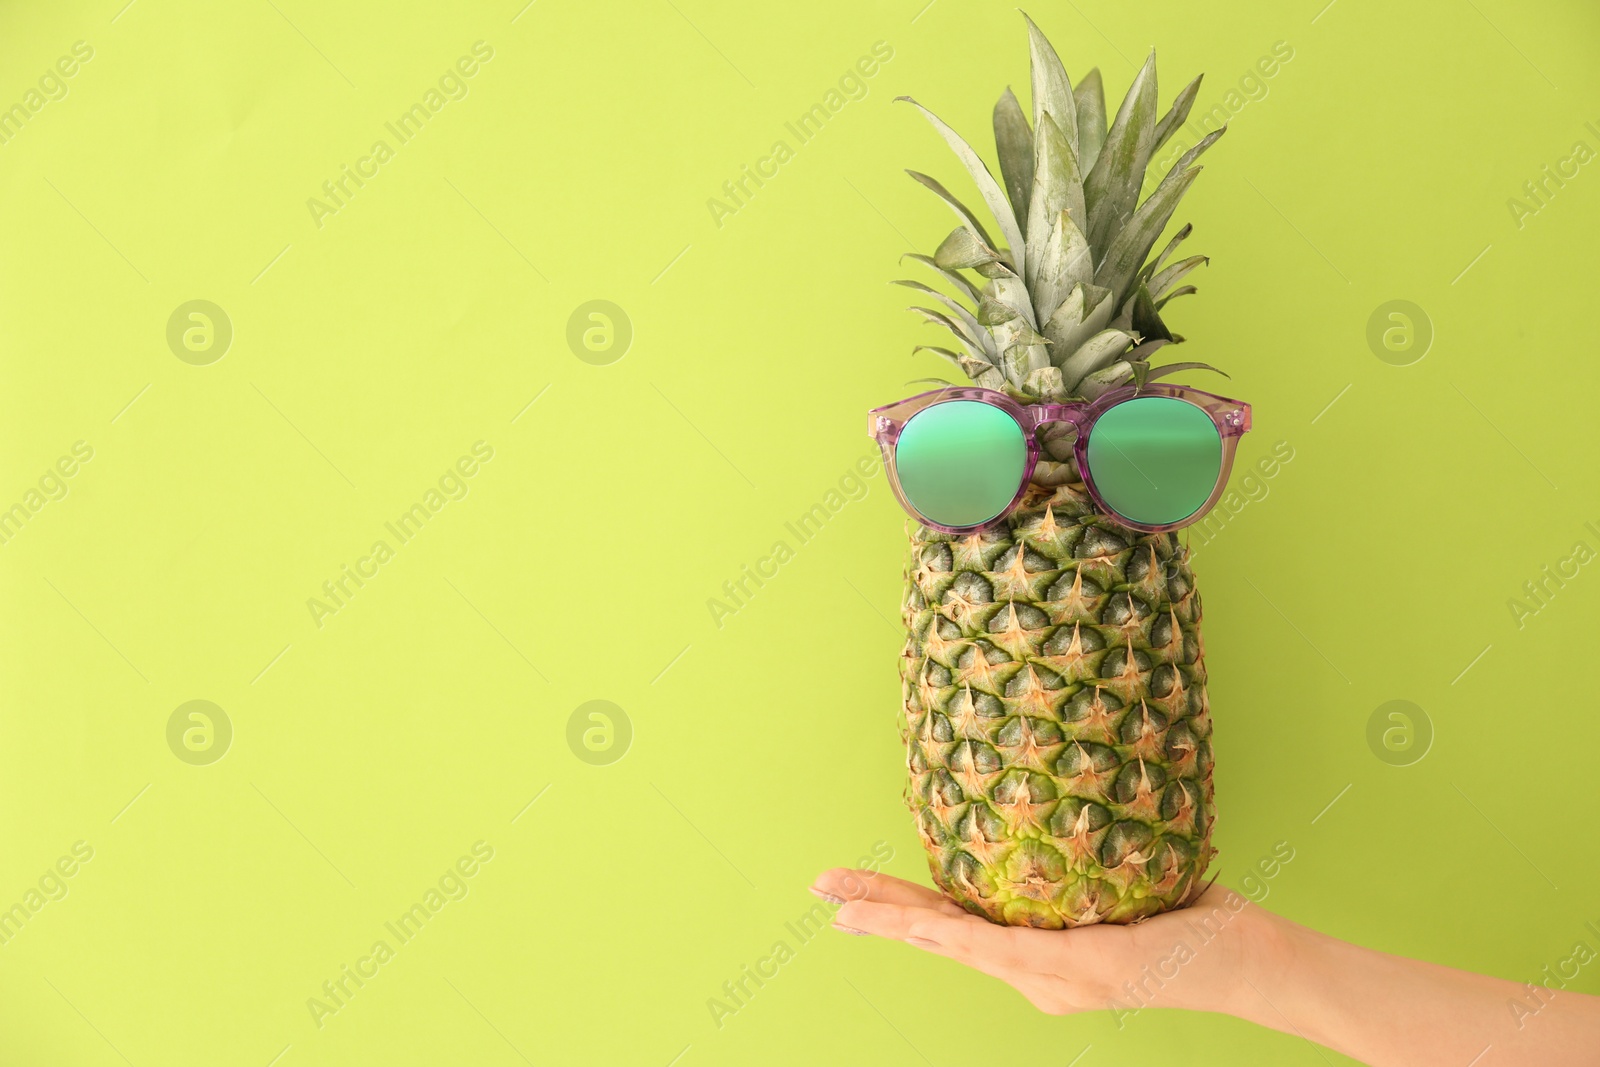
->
<box><xmin>893</xmin><ymin>16</ymin><xmax>1225</xmax><ymax>927</ymax></box>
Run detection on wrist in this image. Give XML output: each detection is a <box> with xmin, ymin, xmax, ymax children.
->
<box><xmin>1221</xmin><ymin>895</ymin><xmax>1305</xmax><ymax>1021</ymax></box>
<box><xmin>1206</xmin><ymin>897</ymin><xmax>1357</xmax><ymax>1042</ymax></box>
<box><xmin>1119</xmin><ymin>887</ymin><xmax>1294</xmax><ymax>1020</ymax></box>
<box><xmin>1194</xmin><ymin>888</ymin><xmax>1302</xmax><ymax>1019</ymax></box>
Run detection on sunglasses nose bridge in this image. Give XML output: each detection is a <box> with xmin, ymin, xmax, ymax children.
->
<box><xmin>1034</xmin><ymin>403</ymin><xmax>1085</xmax><ymax>431</ymax></box>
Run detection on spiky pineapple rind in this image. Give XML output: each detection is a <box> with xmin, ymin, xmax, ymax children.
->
<box><xmin>900</xmin><ymin>466</ymin><xmax>1216</xmax><ymax>928</ymax></box>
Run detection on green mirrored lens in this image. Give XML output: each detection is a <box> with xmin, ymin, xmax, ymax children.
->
<box><xmin>1085</xmin><ymin>397</ymin><xmax>1221</xmax><ymax>526</ymax></box>
<box><xmin>895</xmin><ymin>400</ymin><xmax>1026</xmax><ymax>528</ymax></box>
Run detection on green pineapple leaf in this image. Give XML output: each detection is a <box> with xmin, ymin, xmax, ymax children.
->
<box><xmin>993</xmin><ymin>88</ymin><xmax>1035</xmax><ymax>231</ymax></box>
<box><xmin>976</xmin><ymin>289</ymin><xmax>1019</xmax><ymax>327</ymax></box>
<box><xmin>898</xmin><ymin>96</ymin><xmax>1027</xmax><ymax>275</ymax></box>
<box><xmin>1078</xmin><ymin>359</ymin><xmax>1133</xmax><ymax>400</ymax></box>
<box><xmin>912</xmin><ymin>345</ymin><xmax>962</xmax><ymax>364</ymax></box>
<box><xmin>1129</xmin><ymin>337</ymin><xmax>1174</xmax><ymax>365</ymax></box>
<box><xmin>1155</xmin><ymin>285</ymin><xmax>1197</xmax><ymax>310</ymax></box>
<box><xmin>1001</xmin><ymin>340</ymin><xmax>1050</xmax><ymax>382</ymax></box>
<box><xmin>1096</xmin><ymin>128</ymin><xmax>1223</xmax><ymax>302</ymax></box>
<box><xmin>915</xmin><ymin>346</ymin><xmax>1007</xmax><ymax>389</ymax></box>
<box><xmin>979</xmin><ymin>292</ymin><xmax>1051</xmax><ymax>360</ymax></box>
<box><xmin>1130</xmin><ymin>281</ymin><xmax>1175</xmax><ymax>343</ymax></box>
<box><xmin>1044</xmin><ymin>281</ymin><xmax>1116</xmax><ymax>357</ymax></box>
<box><xmin>1058</xmin><ymin>327</ymin><xmax>1133</xmax><ymax>391</ymax></box>
<box><xmin>1160</xmin><ymin>126</ymin><xmax>1226</xmax><ymax>177</ymax></box>
<box><xmin>1032</xmin><ymin>211</ymin><xmax>1094</xmax><ymax>325</ymax></box>
<box><xmin>1153</xmin><ymin>74</ymin><xmax>1203</xmax><ymax>154</ymax></box>
<box><xmin>901</xmin><ymin>253</ymin><xmax>983</xmax><ymax>304</ymax></box>
<box><xmin>908</xmin><ymin>306</ymin><xmax>994</xmax><ymax>363</ymax></box>
<box><xmin>1023</xmin><ymin>364</ymin><xmax>1068</xmax><ymax>401</ymax></box>
<box><xmin>1073</xmin><ymin>68</ymin><xmax>1108</xmax><ymax>173</ymax></box>
<box><xmin>934</xmin><ymin>226</ymin><xmax>999</xmax><ymax>270</ymax></box>
<box><xmin>1147</xmin><ymin>254</ymin><xmax>1208</xmax><ymax>300</ymax></box>
<box><xmin>1025</xmin><ymin>113</ymin><xmax>1085</xmax><ymax>291</ymax></box>
<box><xmin>899</xmin><ymin>25</ymin><xmax>1224</xmax><ymax>404</ymax></box>
<box><xmin>986</xmin><ymin>268</ymin><xmax>1040</xmax><ymax>328</ymax></box>
<box><xmin>893</xmin><ymin>280</ymin><xmax>991</xmax><ymax>355</ymax></box>
<box><xmin>1023</xmin><ymin>12</ymin><xmax>1077</xmax><ymax>158</ymax></box>
<box><xmin>985</xmin><ymin>290</ymin><xmax>1053</xmax><ymax>382</ymax></box>
<box><xmin>1093</xmin><ymin>164</ymin><xmax>1201</xmax><ymax>309</ymax></box>
<box><xmin>906</xmin><ymin>170</ymin><xmax>999</xmax><ymax>255</ymax></box>
<box><xmin>1140</xmin><ymin>360</ymin><xmax>1230</xmax><ymax>383</ymax></box>
<box><xmin>1042</xmin><ymin>284</ymin><xmax>1088</xmax><ymax>354</ymax></box>
<box><xmin>1083</xmin><ymin>51</ymin><xmax>1158</xmax><ymax>258</ymax></box>
<box><xmin>1145</xmin><ymin>222</ymin><xmax>1194</xmax><ymax>279</ymax></box>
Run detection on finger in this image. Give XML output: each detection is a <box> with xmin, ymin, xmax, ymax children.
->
<box><xmin>811</xmin><ymin>868</ymin><xmax>966</xmax><ymax>915</ymax></box>
<box><xmin>834</xmin><ymin>899</ymin><xmax>1053</xmax><ymax>973</ymax></box>
<box><xmin>824</xmin><ymin>899</ymin><xmax>1039</xmax><ymax>990</ymax></box>
<box><xmin>870</xmin><ymin>935</ymin><xmax>1080</xmax><ymax>1017</ymax></box>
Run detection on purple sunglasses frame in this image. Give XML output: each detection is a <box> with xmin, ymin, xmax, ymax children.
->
<box><xmin>867</xmin><ymin>383</ymin><xmax>1252</xmax><ymax>535</ymax></box>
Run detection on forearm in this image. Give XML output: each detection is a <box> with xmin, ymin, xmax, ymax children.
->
<box><xmin>1220</xmin><ymin>906</ymin><xmax>1600</xmax><ymax>1065</ymax></box>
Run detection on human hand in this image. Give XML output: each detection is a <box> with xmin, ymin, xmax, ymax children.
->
<box><xmin>812</xmin><ymin>866</ymin><xmax>1600</xmax><ymax>1066</ymax></box>
<box><xmin>810</xmin><ymin>866</ymin><xmax>1275</xmax><ymax>1022</ymax></box>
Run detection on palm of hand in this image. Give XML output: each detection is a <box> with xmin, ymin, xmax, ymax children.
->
<box><xmin>812</xmin><ymin>867</ymin><xmax>1264</xmax><ymax>1018</ymax></box>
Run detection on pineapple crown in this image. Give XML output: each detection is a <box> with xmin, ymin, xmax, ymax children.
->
<box><xmin>895</xmin><ymin>14</ymin><xmax>1226</xmax><ymax>403</ymax></box>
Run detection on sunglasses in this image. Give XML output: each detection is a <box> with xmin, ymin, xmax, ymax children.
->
<box><xmin>868</xmin><ymin>384</ymin><xmax>1251</xmax><ymax>535</ymax></box>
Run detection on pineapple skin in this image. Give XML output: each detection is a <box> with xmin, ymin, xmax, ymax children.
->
<box><xmin>899</xmin><ymin>429</ymin><xmax>1215</xmax><ymax>928</ymax></box>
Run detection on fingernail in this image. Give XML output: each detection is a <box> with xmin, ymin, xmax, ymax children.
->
<box><xmin>906</xmin><ymin>937</ymin><xmax>939</xmax><ymax>949</ymax></box>
<box><xmin>832</xmin><ymin>923</ymin><xmax>870</xmax><ymax>936</ymax></box>
<box><xmin>809</xmin><ymin>887</ymin><xmax>845</xmax><ymax>905</ymax></box>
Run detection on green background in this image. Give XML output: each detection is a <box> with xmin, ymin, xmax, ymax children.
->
<box><xmin>2</xmin><ymin>0</ymin><xmax>1597</xmax><ymax>1062</ymax></box>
